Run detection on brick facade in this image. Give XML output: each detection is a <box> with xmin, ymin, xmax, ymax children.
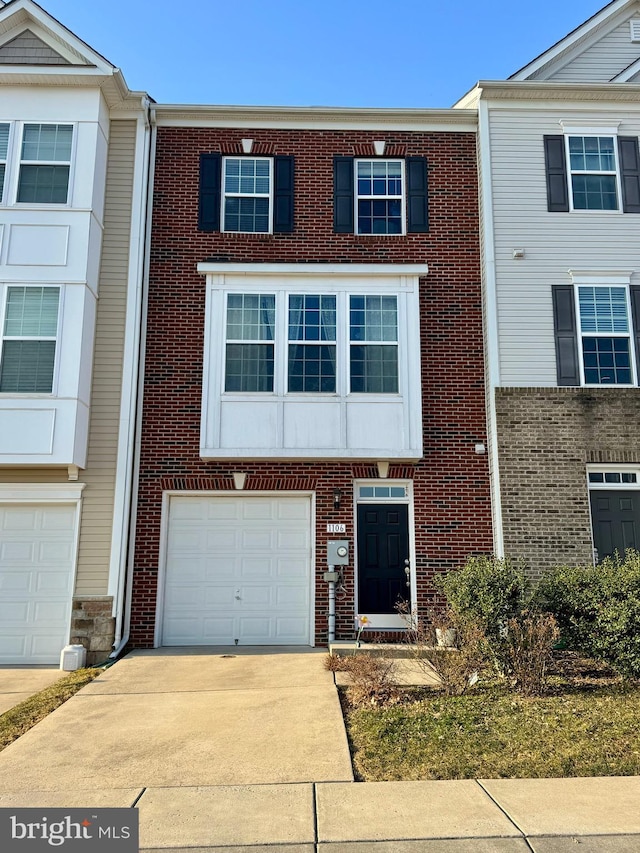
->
<box><xmin>496</xmin><ymin>387</ymin><xmax>640</xmax><ymax>577</ymax></box>
<box><xmin>130</xmin><ymin>125</ymin><xmax>493</xmax><ymax>648</ymax></box>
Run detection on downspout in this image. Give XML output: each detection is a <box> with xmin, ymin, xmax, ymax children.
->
<box><xmin>110</xmin><ymin>101</ymin><xmax>157</xmax><ymax>658</ymax></box>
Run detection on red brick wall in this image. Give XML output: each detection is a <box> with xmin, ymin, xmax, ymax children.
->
<box><xmin>130</xmin><ymin>126</ymin><xmax>493</xmax><ymax>648</ymax></box>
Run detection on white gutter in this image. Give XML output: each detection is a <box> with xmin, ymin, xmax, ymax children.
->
<box><xmin>110</xmin><ymin>104</ymin><xmax>157</xmax><ymax>658</ymax></box>
<box><xmin>477</xmin><ymin>97</ymin><xmax>504</xmax><ymax>557</ymax></box>
<box><xmin>108</xmin><ymin>98</ymin><xmax>154</xmax><ymax>656</ymax></box>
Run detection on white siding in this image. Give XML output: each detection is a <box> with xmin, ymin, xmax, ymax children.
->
<box><xmin>488</xmin><ymin>106</ymin><xmax>640</xmax><ymax>387</ymax></box>
<box><xmin>547</xmin><ymin>11</ymin><xmax>640</xmax><ymax>82</ymax></box>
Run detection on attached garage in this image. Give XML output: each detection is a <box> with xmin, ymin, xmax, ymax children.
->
<box><xmin>161</xmin><ymin>495</ymin><xmax>313</xmax><ymax>646</ymax></box>
<box><xmin>0</xmin><ymin>503</ymin><xmax>78</xmax><ymax>664</ymax></box>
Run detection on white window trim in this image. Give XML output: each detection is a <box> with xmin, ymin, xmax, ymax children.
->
<box><xmin>13</xmin><ymin>121</ymin><xmax>76</xmax><ymax>208</ymax></box>
<box><xmin>0</xmin><ymin>283</ymin><xmax>62</xmax><ymax>396</ymax></box>
<box><xmin>354</xmin><ymin>158</ymin><xmax>406</xmax><ymax>236</ymax></box>
<box><xmin>221</xmin><ymin>155</ymin><xmax>273</xmax><ymax>234</ymax></box>
<box><xmin>587</xmin><ymin>465</ymin><xmax>640</xmax><ymax>490</ymax></box>
<box><xmin>569</xmin><ymin>271</ymin><xmax>636</xmax><ymax>387</ymax></box>
<box><xmin>0</xmin><ymin>120</ymin><xmax>11</xmax><ymax>206</ymax></box>
<box><xmin>560</xmin><ymin>125</ymin><xmax>622</xmax><ymax>214</ymax></box>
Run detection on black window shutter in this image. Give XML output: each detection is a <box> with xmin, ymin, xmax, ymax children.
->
<box><xmin>406</xmin><ymin>157</ymin><xmax>429</xmax><ymax>233</ymax></box>
<box><xmin>544</xmin><ymin>136</ymin><xmax>569</xmax><ymax>212</ymax></box>
<box><xmin>630</xmin><ymin>287</ymin><xmax>640</xmax><ymax>383</ymax></box>
<box><xmin>334</xmin><ymin>157</ymin><xmax>354</xmax><ymax>233</ymax></box>
<box><xmin>273</xmin><ymin>156</ymin><xmax>294</xmax><ymax>232</ymax></box>
<box><xmin>552</xmin><ymin>285</ymin><xmax>580</xmax><ymax>386</ymax></box>
<box><xmin>618</xmin><ymin>137</ymin><xmax>640</xmax><ymax>214</ymax></box>
<box><xmin>198</xmin><ymin>153</ymin><xmax>221</xmax><ymax>232</ymax></box>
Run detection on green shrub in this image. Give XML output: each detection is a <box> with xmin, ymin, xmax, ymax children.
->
<box><xmin>435</xmin><ymin>555</ymin><xmax>530</xmax><ymax>643</ymax></box>
<box><xmin>537</xmin><ymin>550</ymin><xmax>640</xmax><ymax>679</ymax></box>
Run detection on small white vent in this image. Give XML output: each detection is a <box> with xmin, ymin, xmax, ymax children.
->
<box><xmin>630</xmin><ymin>19</ymin><xmax>640</xmax><ymax>42</ymax></box>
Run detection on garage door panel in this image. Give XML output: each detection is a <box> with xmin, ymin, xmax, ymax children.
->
<box><xmin>0</xmin><ymin>504</ymin><xmax>76</xmax><ymax>664</ymax></box>
<box><xmin>163</xmin><ymin>496</ymin><xmax>312</xmax><ymax>646</ymax></box>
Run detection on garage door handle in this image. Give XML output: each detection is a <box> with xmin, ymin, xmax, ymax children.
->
<box><xmin>235</xmin><ymin>591</ymin><xmax>241</xmax><ymax>600</ymax></box>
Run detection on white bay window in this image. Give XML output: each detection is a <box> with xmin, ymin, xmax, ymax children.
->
<box><xmin>200</xmin><ymin>263</ymin><xmax>426</xmax><ymax>459</ymax></box>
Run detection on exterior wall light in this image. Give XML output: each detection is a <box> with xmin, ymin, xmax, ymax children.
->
<box><xmin>333</xmin><ymin>488</ymin><xmax>342</xmax><ymax>510</ymax></box>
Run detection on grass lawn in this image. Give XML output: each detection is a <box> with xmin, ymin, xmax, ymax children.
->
<box><xmin>343</xmin><ymin>654</ymin><xmax>640</xmax><ymax>781</ymax></box>
<box><xmin>0</xmin><ymin>668</ymin><xmax>100</xmax><ymax>752</ymax></box>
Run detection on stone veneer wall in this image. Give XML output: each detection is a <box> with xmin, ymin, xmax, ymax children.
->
<box><xmin>70</xmin><ymin>597</ymin><xmax>115</xmax><ymax>665</ymax></box>
<box><xmin>495</xmin><ymin>387</ymin><xmax>640</xmax><ymax>579</ymax></box>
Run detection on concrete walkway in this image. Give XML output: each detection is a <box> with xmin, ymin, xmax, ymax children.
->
<box><xmin>0</xmin><ymin>648</ymin><xmax>639</xmax><ymax>851</ymax></box>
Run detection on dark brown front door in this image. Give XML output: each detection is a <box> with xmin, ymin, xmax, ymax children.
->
<box><xmin>357</xmin><ymin>503</ymin><xmax>409</xmax><ymax>613</ymax></box>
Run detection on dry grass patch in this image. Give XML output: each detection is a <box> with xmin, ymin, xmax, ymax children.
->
<box><xmin>0</xmin><ymin>668</ymin><xmax>100</xmax><ymax>752</ymax></box>
<box><xmin>343</xmin><ymin>653</ymin><xmax>640</xmax><ymax>781</ymax></box>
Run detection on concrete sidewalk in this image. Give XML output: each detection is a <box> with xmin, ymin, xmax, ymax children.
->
<box><xmin>0</xmin><ymin>648</ymin><xmax>638</xmax><ymax>851</ymax></box>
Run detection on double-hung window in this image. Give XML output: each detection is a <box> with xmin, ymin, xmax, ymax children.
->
<box><xmin>544</xmin><ymin>130</ymin><xmax>640</xmax><ymax>214</ymax></box>
<box><xmin>222</xmin><ymin>157</ymin><xmax>271</xmax><ymax>233</ymax></box>
<box><xmin>552</xmin><ymin>275</ymin><xmax>639</xmax><ymax>387</ymax></box>
<box><xmin>0</xmin><ymin>286</ymin><xmax>59</xmax><ymax>393</ymax></box>
<box><xmin>0</xmin><ymin>123</ymin><xmax>9</xmax><ymax>202</ymax></box>
<box><xmin>577</xmin><ymin>286</ymin><xmax>633</xmax><ymax>384</ymax></box>
<box><xmin>350</xmin><ymin>295</ymin><xmax>398</xmax><ymax>392</ymax></box>
<box><xmin>199</xmin><ymin>154</ymin><xmax>294</xmax><ymax>233</ymax></box>
<box><xmin>355</xmin><ymin>160</ymin><xmax>404</xmax><ymax>234</ymax></box>
<box><xmin>225</xmin><ymin>294</ymin><xmax>275</xmax><ymax>392</ymax></box>
<box><xmin>334</xmin><ymin>156</ymin><xmax>428</xmax><ymax>234</ymax></box>
<box><xmin>288</xmin><ymin>295</ymin><xmax>337</xmax><ymax>392</ymax></box>
<box><xmin>567</xmin><ymin>136</ymin><xmax>619</xmax><ymax>211</ymax></box>
<box><xmin>17</xmin><ymin>123</ymin><xmax>73</xmax><ymax>204</ymax></box>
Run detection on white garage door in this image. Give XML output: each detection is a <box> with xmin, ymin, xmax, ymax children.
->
<box><xmin>0</xmin><ymin>504</ymin><xmax>77</xmax><ymax>664</ymax></box>
<box><xmin>162</xmin><ymin>496</ymin><xmax>313</xmax><ymax>645</ymax></box>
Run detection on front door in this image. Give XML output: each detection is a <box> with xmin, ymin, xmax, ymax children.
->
<box><xmin>590</xmin><ymin>490</ymin><xmax>640</xmax><ymax>561</ymax></box>
<box><xmin>357</xmin><ymin>503</ymin><xmax>409</xmax><ymax>614</ymax></box>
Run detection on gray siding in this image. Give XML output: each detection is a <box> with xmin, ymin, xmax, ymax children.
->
<box><xmin>488</xmin><ymin>106</ymin><xmax>640</xmax><ymax>387</ymax></box>
<box><xmin>0</xmin><ymin>29</ymin><xmax>71</xmax><ymax>64</ymax></box>
<box><xmin>74</xmin><ymin>120</ymin><xmax>137</xmax><ymax>596</ymax></box>
<box><xmin>547</xmin><ymin>12</ymin><xmax>640</xmax><ymax>82</ymax></box>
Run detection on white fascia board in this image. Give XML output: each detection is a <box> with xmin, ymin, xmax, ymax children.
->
<box><xmin>198</xmin><ymin>263</ymin><xmax>429</xmax><ymax>277</ymax></box>
<box><xmin>509</xmin><ymin>0</ymin><xmax>632</xmax><ymax>81</ymax></box>
<box><xmin>154</xmin><ymin>105</ymin><xmax>477</xmax><ymax>133</ymax></box>
<box><xmin>475</xmin><ymin>80</ymin><xmax>640</xmax><ymax>104</ymax></box>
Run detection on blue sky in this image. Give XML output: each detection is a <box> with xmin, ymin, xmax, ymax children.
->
<box><xmin>40</xmin><ymin>0</ymin><xmax>607</xmax><ymax>107</ymax></box>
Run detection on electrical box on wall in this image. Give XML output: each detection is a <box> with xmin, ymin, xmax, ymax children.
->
<box><xmin>327</xmin><ymin>540</ymin><xmax>349</xmax><ymax>565</ymax></box>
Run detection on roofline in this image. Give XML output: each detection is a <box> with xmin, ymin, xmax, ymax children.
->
<box><xmin>471</xmin><ymin>79</ymin><xmax>640</xmax><ymax>102</ymax></box>
<box><xmin>152</xmin><ymin>103</ymin><xmax>478</xmax><ymax>130</ymax></box>
<box><xmin>509</xmin><ymin>0</ymin><xmax>629</xmax><ymax>80</ymax></box>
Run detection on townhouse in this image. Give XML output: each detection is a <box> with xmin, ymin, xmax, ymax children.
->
<box><xmin>0</xmin><ymin>0</ymin><xmax>150</xmax><ymax>663</ymax></box>
<box><xmin>128</xmin><ymin>108</ymin><xmax>493</xmax><ymax>647</ymax></box>
<box><xmin>457</xmin><ymin>0</ymin><xmax>640</xmax><ymax>575</ymax></box>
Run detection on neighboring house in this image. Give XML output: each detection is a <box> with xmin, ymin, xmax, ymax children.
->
<box><xmin>0</xmin><ymin>0</ymin><xmax>150</xmax><ymax>663</ymax></box>
<box><xmin>456</xmin><ymin>0</ymin><xmax>640</xmax><ymax>576</ymax></box>
<box><xmin>128</xmin><ymin>107</ymin><xmax>493</xmax><ymax>648</ymax></box>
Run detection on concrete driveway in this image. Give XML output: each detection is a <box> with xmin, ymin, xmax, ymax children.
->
<box><xmin>0</xmin><ymin>646</ymin><xmax>353</xmax><ymax>792</ymax></box>
<box><xmin>0</xmin><ymin>666</ymin><xmax>62</xmax><ymax>714</ymax></box>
